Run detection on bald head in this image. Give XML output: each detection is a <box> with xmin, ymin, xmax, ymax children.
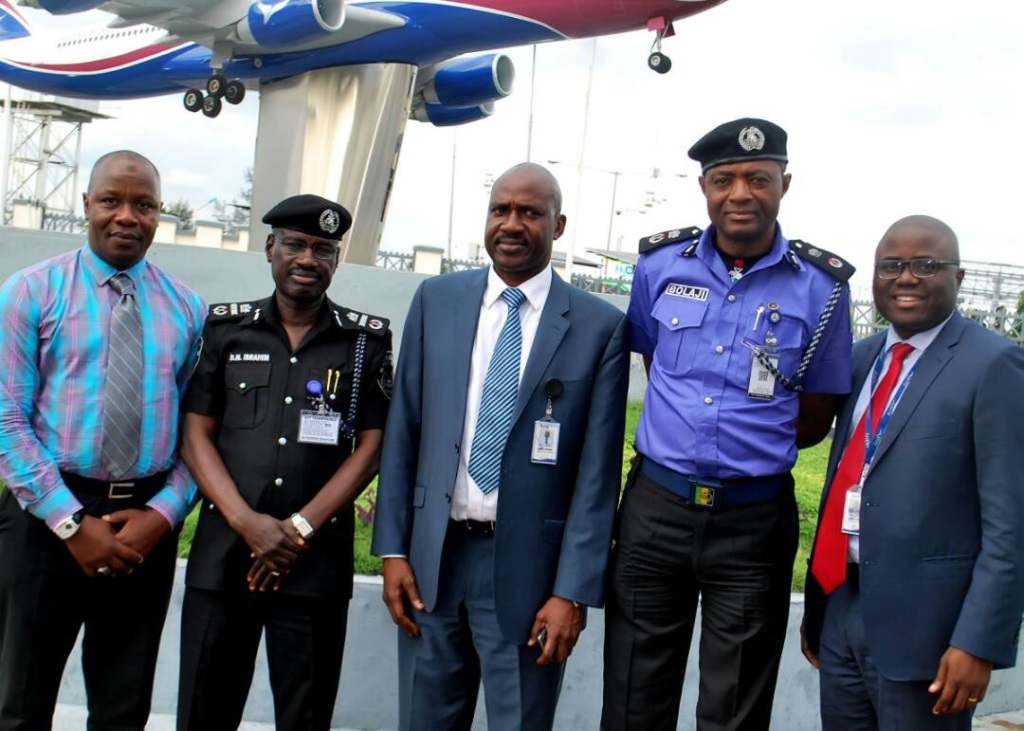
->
<box><xmin>491</xmin><ymin>162</ymin><xmax>563</xmax><ymax>214</ymax></box>
<box><xmin>879</xmin><ymin>215</ymin><xmax>959</xmax><ymax>261</ymax></box>
<box><xmin>88</xmin><ymin>151</ymin><xmax>160</xmax><ymax>194</ymax></box>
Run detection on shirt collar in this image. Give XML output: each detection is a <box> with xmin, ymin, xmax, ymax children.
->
<box><xmin>484</xmin><ymin>265</ymin><xmax>552</xmax><ymax>312</ymax></box>
<box><xmin>80</xmin><ymin>243</ymin><xmax>148</xmax><ymax>288</ymax></box>
<box><xmin>884</xmin><ymin>311</ymin><xmax>955</xmax><ymax>354</ymax></box>
<box><xmin>694</xmin><ymin>224</ymin><xmax>790</xmax><ymax>273</ymax></box>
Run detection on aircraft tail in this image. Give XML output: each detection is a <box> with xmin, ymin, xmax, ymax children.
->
<box><xmin>0</xmin><ymin>0</ymin><xmax>32</xmax><ymax>42</ymax></box>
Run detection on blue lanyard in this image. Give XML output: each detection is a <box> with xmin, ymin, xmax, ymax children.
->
<box><xmin>863</xmin><ymin>348</ymin><xmax>917</xmax><ymax>469</ymax></box>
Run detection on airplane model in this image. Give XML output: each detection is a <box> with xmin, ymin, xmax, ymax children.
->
<box><xmin>0</xmin><ymin>0</ymin><xmax>728</xmax><ymax>262</ymax></box>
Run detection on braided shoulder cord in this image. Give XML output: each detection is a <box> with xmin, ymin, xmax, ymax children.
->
<box><xmin>749</xmin><ymin>280</ymin><xmax>844</xmax><ymax>393</ymax></box>
<box><xmin>342</xmin><ymin>332</ymin><xmax>367</xmax><ymax>439</ymax></box>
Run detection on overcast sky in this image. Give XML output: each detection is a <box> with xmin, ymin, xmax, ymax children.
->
<box><xmin>64</xmin><ymin>0</ymin><xmax>1023</xmax><ymax>297</ymax></box>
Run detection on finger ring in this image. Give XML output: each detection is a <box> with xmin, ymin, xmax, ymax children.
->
<box><xmin>968</xmin><ymin>698</ymin><xmax>978</xmax><ymax>703</ymax></box>
<box><xmin>96</xmin><ymin>566</ymin><xmax>113</xmax><ymax>577</ymax></box>
<box><xmin>271</xmin><ymin>571</ymin><xmax>281</xmax><ymax>577</ymax></box>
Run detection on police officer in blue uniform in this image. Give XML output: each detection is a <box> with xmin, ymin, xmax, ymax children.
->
<box><xmin>602</xmin><ymin>119</ymin><xmax>855</xmax><ymax>731</ymax></box>
<box><xmin>177</xmin><ymin>195</ymin><xmax>393</xmax><ymax>731</ymax></box>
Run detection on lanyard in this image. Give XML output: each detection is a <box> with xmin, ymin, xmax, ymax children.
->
<box><xmin>862</xmin><ymin>348</ymin><xmax>918</xmax><ymax>473</ymax></box>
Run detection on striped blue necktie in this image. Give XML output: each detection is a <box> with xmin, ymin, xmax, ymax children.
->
<box><xmin>468</xmin><ymin>287</ymin><xmax>526</xmax><ymax>494</ymax></box>
<box><xmin>101</xmin><ymin>272</ymin><xmax>144</xmax><ymax>478</ymax></box>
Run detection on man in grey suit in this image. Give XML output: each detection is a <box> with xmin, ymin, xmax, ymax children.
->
<box><xmin>372</xmin><ymin>162</ymin><xmax>630</xmax><ymax>730</ymax></box>
<box><xmin>802</xmin><ymin>215</ymin><xmax>1024</xmax><ymax>730</ymax></box>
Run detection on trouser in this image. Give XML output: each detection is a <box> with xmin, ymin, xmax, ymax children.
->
<box><xmin>177</xmin><ymin>585</ymin><xmax>350</xmax><ymax>731</ymax></box>
<box><xmin>397</xmin><ymin>527</ymin><xmax>565</xmax><ymax>731</ymax></box>
<box><xmin>818</xmin><ymin>578</ymin><xmax>973</xmax><ymax>731</ymax></box>
<box><xmin>602</xmin><ymin>470</ymin><xmax>798</xmax><ymax>731</ymax></box>
<box><xmin>0</xmin><ymin>489</ymin><xmax>178</xmax><ymax>731</ymax></box>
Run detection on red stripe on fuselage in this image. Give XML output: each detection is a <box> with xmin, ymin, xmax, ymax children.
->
<box><xmin>16</xmin><ymin>42</ymin><xmax>187</xmax><ymax>73</ymax></box>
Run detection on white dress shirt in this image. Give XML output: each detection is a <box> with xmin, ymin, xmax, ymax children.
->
<box><xmin>450</xmin><ymin>266</ymin><xmax>552</xmax><ymax>522</ymax></box>
<box><xmin>847</xmin><ymin>313</ymin><xmax>952</xmax><ymax>562</ymax></box>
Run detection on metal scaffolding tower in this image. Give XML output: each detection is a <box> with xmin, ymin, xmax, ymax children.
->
<box><xmin>959</xmin><ymin>259</ymin><xmax>1024</xmax><ymax>313</ymax></box>
<box><xmin>0</xmin><ymin>88</ymin><xmax>107</xmax><ymax>227</ymax></box>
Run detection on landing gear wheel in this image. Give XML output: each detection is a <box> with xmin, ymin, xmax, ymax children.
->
<box><xmin>224</xmin><ymin>80</ymin><xmax>246</xmax><ymax>105</ymax></box>
<box><xmin>648</xmin><ymin>51</ymin><xmax>672</xmax><ymax>74</ymax></box>
<box><xmin>201</xmin><ymin>94</ymin><xmax>223</xmax><ymax>118</ymax></box>
<box><xmin>183</xmin><ymin>88</ymin><xmax>203</xmax><ymax>113</ymax></box>
<box><xmin>206</xmin><ymin>73</ymin><xmax>226</xmax><ymax>98</ymax></box>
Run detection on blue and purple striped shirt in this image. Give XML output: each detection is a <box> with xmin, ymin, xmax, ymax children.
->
<box><xmin>0</xmin><ymin>244</ymin><xmax>206</xmax><ymax>529</ymax></box>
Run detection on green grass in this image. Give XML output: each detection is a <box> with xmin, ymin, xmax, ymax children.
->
<box><xmin>172</xmin><ymin>400</ymin><xmax>831</xmax><ymax>591</ymax></box>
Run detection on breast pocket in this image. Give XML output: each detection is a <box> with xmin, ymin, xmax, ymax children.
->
<box><xmin>223</xmin><ymin>363</ymin><xmax>272</xmax><ymax>429</ymax></box>
<box><xmin>764</xmin><ymin>312</ymin><xmax>807</xmax><ymax>375</ymax></box>
<box><xmin>651</xmin><ymin>295</ymin><xmax>708</xmax><ymax>374</ymax></box>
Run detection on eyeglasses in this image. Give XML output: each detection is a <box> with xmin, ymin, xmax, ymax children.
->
<box><xmin>874</xmin><ymin>258</ymin><xmax>960</xmax><ymax>280</ymax></box>
<box><xmin>277</xmin><ymin>238</ymin><xmax>339</xmax><ymax>262</ymax></box>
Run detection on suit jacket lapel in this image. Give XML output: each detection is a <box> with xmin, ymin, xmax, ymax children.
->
<box><xmin>512</xmin><ymin>273</ymin><xmax>570</xmax><ymax>425</ymax></box>
<box><xmin>450</xmin><ymin>270</ymin><xmax>488</xmax><ymax>425</ymax></box>
<box><xmin>824</xmin><ymin>334</ymin><xmax>885</xmax><ymax>490</ymax></box>
<box><xmin>871</xmin><ymin>314</ymin><xmax>963</xmax><ymax>466</ymax></box>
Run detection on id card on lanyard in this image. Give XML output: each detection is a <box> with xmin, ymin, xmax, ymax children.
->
<box><xmin>841</xmin><ymin>352</ymin><xmax>918</xmax><ymax>535</ymax></box>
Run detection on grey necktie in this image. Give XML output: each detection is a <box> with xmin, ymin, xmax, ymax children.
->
<box><xmin>101</xmin><ymin>273</ymin><xmax>144</xmax><ymax>478</ymax></box>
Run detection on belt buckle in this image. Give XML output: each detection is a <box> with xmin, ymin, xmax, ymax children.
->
<box><xmin>107</xmin><ymin>481</ymin><xmax>136</xmax><ymax>500</ymax></box>
<box><xmin>688</xmin><ymin>476</ymin><xmax>721</xmax><ymax>509</ymax></box>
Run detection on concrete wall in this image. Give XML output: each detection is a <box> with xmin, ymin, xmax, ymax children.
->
<box><xmin>52</xmin><ymin>567</ymin><xmax>1024</xmax><ymax>730</ymax></box>
<box><xmin>6</xmin><ymin>228</ymin><xmax>1023</xmax><ymax>727</ymax></box>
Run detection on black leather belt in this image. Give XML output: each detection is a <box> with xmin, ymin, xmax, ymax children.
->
<box><xmin>449</xmin><ymin>519</ymin><xmax>496</xmax><ymax>536</ymax></box>
<box><xmin>639</xmin><ymin>457</ymin><xmax>789</xmax><ymax>511</ymax></box>
<box><xmin>60</xmin><ymin>470</ymin><xmax>171</xmax><ymax>501</ymax></box>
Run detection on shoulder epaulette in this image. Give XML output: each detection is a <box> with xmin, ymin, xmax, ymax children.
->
<box><xmin>638</xmin><ymin>226</ymin><xmax>703</xmax><ymax>255</ymax></box>
<box><xmin>788</xmin><ymin>240</ymin><xmax>855</xmax><ymax>282</ymax></box>
<box><xmin>333</xmin><ymin>307</ymin><xmax>390</xmax><ymax>336</ymax></box>
<box><xmin>207</xmin><ymin>302</ymin><xmax>259</xmax><ymax>321</ymax></box>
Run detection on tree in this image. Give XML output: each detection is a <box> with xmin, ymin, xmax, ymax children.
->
<box><xmin>162</xmin><ymin>199</ymin><xmax>193</xmax><ymax>230</ymax></box>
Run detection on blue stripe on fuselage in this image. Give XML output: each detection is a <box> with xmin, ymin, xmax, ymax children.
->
<box><xmin>0</xmin><ymin>3</ymin><xmax>561</xmax><ymax>98</ymax></box>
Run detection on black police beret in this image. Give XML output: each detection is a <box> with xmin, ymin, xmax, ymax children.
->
<box><xmin>688</xmin><ymin>118</ymin><xmax>788</xmax><ymax>174</ymax></box>
<box><xmin>261</xmin><ymin>194</ymin><xmax>352</xmax><ymax>241</ymax></box>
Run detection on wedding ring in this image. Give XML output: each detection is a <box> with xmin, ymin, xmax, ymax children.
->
<box><xmin>96</xmin><ymin>566</ymin><xmax>113</xmax><ymax>577</ymax></box>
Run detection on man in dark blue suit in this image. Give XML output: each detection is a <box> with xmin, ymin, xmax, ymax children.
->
<box><xmin>372</xmin><ymin>162</ymin><xmax>630</xmax><ymax>730</ymax></box>
<box><xmin>802</xmin><ymin>215</ymin><xmax>1024</xmax><ymax>730</ymax></box>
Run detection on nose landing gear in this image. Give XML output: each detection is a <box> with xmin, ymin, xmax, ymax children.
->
<box><xmin>647</xmin><ymin>18</ymin><xmax>675</xmax><ymax>75</ymax></box>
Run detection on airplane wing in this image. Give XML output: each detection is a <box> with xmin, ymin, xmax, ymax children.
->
<box><xmin>20</xmin><ymin>0</ymin><xmax>406</xmax><ymax>52</ymax></box>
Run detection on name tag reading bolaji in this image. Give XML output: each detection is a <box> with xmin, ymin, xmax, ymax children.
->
<box><xmin>298</xmin><ymin>410</ymin><xmax>341</xmax><ymax>445</ymax></box>
<box><xmin>531</xmin><ymin>420</ymin><xmax>560</xmax><ymax>465</ymax></box>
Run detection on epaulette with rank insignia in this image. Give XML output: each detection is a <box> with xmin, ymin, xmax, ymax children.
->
<box><xmin>333</xmin><ymin>307</ymin><xmax>390</xmax><ymax>336</ymax></box>
<box><xmin>638</xmin><ymin>226</ymin><xmax>703</xmax><ymax>255</ymax></box>
<box><xmin>788</xmin><ymin>240</ymin><xmax>855</xmax><ymax>282</ymax></box>
<box><xmin>207</xmin><ymin>302</ymin><xmax>259</xmax><ymax>321</ymax></box>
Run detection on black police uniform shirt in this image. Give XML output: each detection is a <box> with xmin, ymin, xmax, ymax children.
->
<box><xmin>183</xmin><ymin>295</ymin><xmax>393</xmax><ymax>599</ymax></box>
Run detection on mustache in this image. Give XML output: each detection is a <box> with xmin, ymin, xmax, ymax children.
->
<box><xmin>288</xmin><ymin>266</ymin><xmax>321</xmax><ymax>279</ymax></box>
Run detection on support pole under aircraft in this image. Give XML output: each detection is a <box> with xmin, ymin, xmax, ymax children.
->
<box><xmin>249</xmin><ymin>63</ymin><xmax>417</xmax><ymax>265</ymax></box>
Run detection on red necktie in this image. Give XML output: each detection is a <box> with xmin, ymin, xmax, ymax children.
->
<box><xmin>810</xmin><ymin>342</ymin><xmax>914</xmax><ymax>594</ymax></box>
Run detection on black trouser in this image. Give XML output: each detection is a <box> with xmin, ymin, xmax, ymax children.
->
<box><xmin>0</xmin><ymin>489</ymin><xmax>178</xmax><ymax>731</ymax></box>
<box><xmin>602</xmin><ymin>470</ymin><xmax>798</xmax><ymax>731</ymax></box>
<box><xmin>177</xmin><ymin>585</ymin><xmax>350</xmax><ymax>731</ymax></box>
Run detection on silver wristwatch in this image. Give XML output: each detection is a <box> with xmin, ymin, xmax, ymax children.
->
<box><xmin>53</xmin><ymin>509</ymin><xmax>85</xmax><ymax>540</ymax></box>
<box><xmin>290</xmin><ymin>513</ymin><xmax>315</xmax><ymax>540</ymax></box>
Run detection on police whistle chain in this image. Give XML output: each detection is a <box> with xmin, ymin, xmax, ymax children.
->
<box><xmin>751</xmin><ymin>280</ymin><xmax>844</xmax><ymax>393</ymax></box>
<box><xmin>341</xmin><ymin>332</ymin><xmax>367</xmax><ymax>439</ymax></box>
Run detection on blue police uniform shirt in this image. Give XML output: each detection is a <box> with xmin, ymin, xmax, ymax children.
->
<box><xmin>629</xmin><ymin>225</ymin><xmax>852</xmax><ymax>479</ymax></box>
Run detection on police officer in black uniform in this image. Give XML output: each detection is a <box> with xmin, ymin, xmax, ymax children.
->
<box><xmin>176</xmin><ymin>194</ymin><xmax>393</xmax><ymax>731</ymax></box>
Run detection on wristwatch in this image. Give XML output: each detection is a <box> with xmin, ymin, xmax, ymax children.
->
<box><xmin>290</xmin><ymin>513</ymin><xmax>315</xmax><ymax>540</ymax></box>
<box><xmin>53</xmin><ymin>509</ymin><xmax>85</xmax><ymax>540</ymax></box>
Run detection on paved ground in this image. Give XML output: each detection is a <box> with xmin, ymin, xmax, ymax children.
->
<box><xmin>50</xmin><ymin>704</ymin><xmax>1024</xmax><ymax>730</ymax></box>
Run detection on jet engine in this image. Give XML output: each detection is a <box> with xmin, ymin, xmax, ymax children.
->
<box><xmin>419</xmin><ymin>53</ymin><xmax>514</xmax><ymax>109</ymax></box>
<box><xmin>412</xmin><ymin>102</ymin><xmax>494</xmax><ymax>128</ymax></box>
<box><xmin>236</xmin><ymin>0</ymin><xmax>345</xmax><ymax>49</ymax></box>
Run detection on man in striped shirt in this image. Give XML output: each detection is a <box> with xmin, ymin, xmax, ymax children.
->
<box><xmin>0</xmin><ymin>150</ymin><xmax>205</xmax><ymax>731</ymax></box>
